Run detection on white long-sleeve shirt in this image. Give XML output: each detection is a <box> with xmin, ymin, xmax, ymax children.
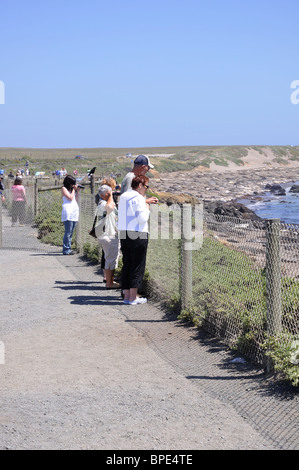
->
<box><xmin>118</xmin><ymin>189</ymin><xmax>150</xmax><ymax>233</ymax></box>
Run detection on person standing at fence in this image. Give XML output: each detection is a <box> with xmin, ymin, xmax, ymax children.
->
<box><xmin>0</xmin><ymin>176</ymin><xmax>4</xmax><ymax>202</ymax></box>
<box><xmin>11</xmin><ymin>176</ymin><xmax>27</xmax><ymax>226</ymax></box>
<box><xmin>118</xmin><ymin>175</ymin><xmax>157</xmax><ymax>305</ymax></box>
<box><xmin>120</xmin><ymin>155</ymin><xmax>156</xmax><ymax>206</ymax></box>
<box><xmin>61</xmin><ymin>175</ymin><xmax>81</xmax><ymax>255</ymax></box>
<box><xmin>95</xmin><ymin>185</ymin><xmax>120</xmax><ymax>289</ymax></box>
<box><xmin>96</xmin><ymin>177</ymin><xmax>120</xmax><ymax>282</ymax></box>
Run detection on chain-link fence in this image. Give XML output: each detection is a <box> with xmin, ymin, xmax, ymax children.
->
<box><xmin>1</xmin><ymin>182</ymin><xmax>298</xmax><ymax>385</ymax></box>
<box><xmin>77</xmin><ymin>192</ymin><xmax>100</xmax><ymax>259</ymax></box>
<box><xmin>0</xmin><ymin>178</ymin><xmax>95</xmax><ymax>252</ymax></box>
<box><xmin>146</xmin><ymin>207</ymin><xmax>299</xmax><ymax>386</ymax></box>
<box><xmin>0</xmin><ymin>180</ymin><xmax>48</xmax><ymax>251</ymax></box>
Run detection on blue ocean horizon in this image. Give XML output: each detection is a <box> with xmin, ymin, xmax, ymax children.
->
<box><xmin>238</xmin><ymin>180</ymin><xmax>299</xmax><ymax>226</ymax></box>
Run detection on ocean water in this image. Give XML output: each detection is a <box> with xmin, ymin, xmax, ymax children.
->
<box><xmin>239</xmin><ymin>181</ymin><xmax>299</xmax><ymax>226</ymax></box>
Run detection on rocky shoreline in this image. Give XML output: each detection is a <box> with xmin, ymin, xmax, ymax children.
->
<box><xmin>151</xmin><ymin>165</ymin><xmax>299</xmax><ymax>221</ymax></box>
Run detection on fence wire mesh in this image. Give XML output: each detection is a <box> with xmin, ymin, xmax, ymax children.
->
<box><xmin>195</xmin><ymin>215</ymin><xmax>268</xmax><ymax>361</ymax></box>
<box><xmin>146</xmin><ymin>209</ymin><xmax>299</xmax><ymax>383</ymax></box>
<box><xmin>0</xmin><ymin>184</ymin><xmax>47</xmax><ymax>251</ymax></box>
<box><xmin>77</xmin><ymin>193</ymin><xmax>100</xmax><ymax>258</ymax></box>
<box><xmin>1</xmin><ymin>182</ymin><xmax>298</xmax><ymax>383</ymax></box>
<box><xmin>36</xmin><ymin>186</ymin><xmax>65</xmax><ymax>248</ymax></box>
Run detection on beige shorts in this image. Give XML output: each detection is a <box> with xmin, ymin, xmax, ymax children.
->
<box><xmin>99</xmin><ymin>236</ymin><xmax>120</xmax><ymax>270</ymax></box>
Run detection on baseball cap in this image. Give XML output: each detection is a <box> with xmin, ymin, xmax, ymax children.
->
<box><xmin>134</xmin><ymin>155</ymin><xmax>154</xmax><ymax>169</ymax></box>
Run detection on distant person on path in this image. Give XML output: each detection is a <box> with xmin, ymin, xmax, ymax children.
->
<box><xmin>0</xmin><ymin>176</ymin><xmax>4</xmax><ymax>202</ymax></box>
<box><xmin>61</xmin><ymin>175</ymin><xmax>81</xmax><ymax>255</ymax></box>
<box><xmin>120</xmin><ymin>155</ymin><xmax>157</xmax><ymax>205</ymax></box>
<box><xmin>95</xmin><ymin>185</ymin><xmax>120</xmax><ymax>289</ymax></box>
<box><xmin>11</xmin><ymin>176</ymin><xmax>27</xmax><ymax>226</ymax></box>
<box><xmin>118</xmin><ymin>175</ymin><xmax>158</xmax><ymax>305</ymax></box>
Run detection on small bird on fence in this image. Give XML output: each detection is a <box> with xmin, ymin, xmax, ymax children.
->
<box><xmin>88</xmin><ymin>167</ymin><xmax>96</xmax><ymax>177</ymax></box>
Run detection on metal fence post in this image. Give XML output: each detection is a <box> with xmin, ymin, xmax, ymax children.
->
<box><xmin>34</xmin><ymin>179</ymin><xmax>39</xmax><ymax>217</ymax></box>
<box><xmin>181</xmin><ymin>204</ymin><xmax>193</xmax><ymax>311</ymax></box>
<box><xmin>76</xmin><ymin>193</ymin><xmax>82</xmax><ymax>253</ymax></box>
<box><xmin>266</xmin><ymin>218</ymin><xmax>282</xmax><ymax>371</ymax></box>
<box><xmin>90</xmin><ymin>174</ymin><xmax>95</xmax><ymax>194</ymax></box>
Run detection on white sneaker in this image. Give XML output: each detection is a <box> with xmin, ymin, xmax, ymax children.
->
<box><xmin>128</xmin><ymin>297</ymin><xmax>147</xmax><ymax>305</ymax></box>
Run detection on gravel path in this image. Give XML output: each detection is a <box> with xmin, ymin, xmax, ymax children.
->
<box><xmin>0</xmin><ymin>249</ymin><xmax>296</xmax><ymax>450</ymax></box>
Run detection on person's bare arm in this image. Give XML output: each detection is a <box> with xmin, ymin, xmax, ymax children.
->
<box><xmin>62</xmin><ymin>185</ymin><xmax>77</xmax><ymax>201</ymax></box>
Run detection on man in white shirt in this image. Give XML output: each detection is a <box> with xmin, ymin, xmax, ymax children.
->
<box><xmin>118</xmin><ymin>175</ymin><xmax>158</xmax><ymax>305</ymax></box>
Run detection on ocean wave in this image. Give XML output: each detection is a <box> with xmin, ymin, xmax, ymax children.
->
<box><xmin>238</xmin><ymin>183</ymin><xmax>299</xmax><ymax>224</ymax></box>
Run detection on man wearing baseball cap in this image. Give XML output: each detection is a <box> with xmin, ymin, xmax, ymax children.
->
<box><xmin>120</xmin><ymin>155</ymin><xmax>154</xmax><ymax>195</ymax></box>
<box><xmin>133</xmin><ymin>155</ymin><xmax>154</xmax><ymax>169</ymax></box>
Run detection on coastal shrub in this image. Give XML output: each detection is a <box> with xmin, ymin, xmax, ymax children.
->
<box><xmin>177</xmin><ymin>235</ymin><xmax>299</xmax><ymax>386</ymax></box>
<box><xmin>179</xmin><ymin>236</ymin><xmax>267</xmax><ymax>359</ymax></box>
<box><xmin>82</xmin><ymin>241</ymin><xmax>100</xmax><ymax>263</ymax></box>
<box><xmin>273</xmin><ymin>157</ymin><xmax>289</xmax><ymax>165</ymax></box>
<box><xmin>146</xmin><ymin>236</ymin><xmax>181</xmax><ymax>301</ymax></box>
<box><xmin>263</xmin><ymin>333</ymin><xmax>299</xmax><ymax>387</ymax></box>
<box><xmin>197</xmin><ymin>157</ymin><xmax>211</xmax><ymax>167</ymax></box>
<box><xmin>213</xmin><ymin>157</ymin><xmax>229</xmax><ymax>166</ymax></box>
<box><xmin>35</xmin><ymin>204</ymin><xmax>63</xmax><ymax>246</ymax></box>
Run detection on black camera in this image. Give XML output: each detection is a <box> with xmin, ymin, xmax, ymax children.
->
<box><xmin>71</xmin><ymin>183</ymin><xmax>84</xmax><ymax>191</ymax></box>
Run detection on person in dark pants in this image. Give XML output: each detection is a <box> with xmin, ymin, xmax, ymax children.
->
<box><xmin>0</xmin><ymin>177</ymin><xmax>4</xmax><ymax>202</ymax></box>
<box><xmin>118</xmin><ymin>175</ymin><xmax>158</xmax><ymax>305</ymax></box>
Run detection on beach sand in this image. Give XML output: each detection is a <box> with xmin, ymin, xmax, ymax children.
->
<box><xmin>151</xmin><ymin>149</ymin><xmax>299</xmax><ymax>203</ymax></box>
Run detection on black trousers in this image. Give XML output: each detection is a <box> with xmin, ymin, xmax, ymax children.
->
<box><xmin>120</xmin><ymin>231</ymin><xmax>148</xmax><ymax>290</ymax></box>
<box><xmin>12</xmin><ymin>200</ymin><xmax>26</xmax><ymax>224</ymax></box>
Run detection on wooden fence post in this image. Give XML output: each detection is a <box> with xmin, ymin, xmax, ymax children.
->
<box><xmin>34</xmin><ymin>179</ymin><xmax>39</xmax><ymax>217</ymax></box>
<box><xmin>180</xmin><ymin>204</ymin><xmax>193</xmax><ymax>311</ymax></box>
<box><xmin>266</xmin><ymin>218</ymin><xmax>282</xmax><ymax>372</ymax></box>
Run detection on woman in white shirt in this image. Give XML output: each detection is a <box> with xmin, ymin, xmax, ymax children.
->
<box><xmin>61</xmin><ymin>175</ymin><xmax>80</xmax><ymax>255</ymax></box>
<box><xmin>118</xmin><ymin>175</ymin><xmax>158</xmax><ymax>305</ymax></box>
<box><xmin>95</xmin><ymin>185</ymin><xmax>120</xmax><ymax>289</ymax></box>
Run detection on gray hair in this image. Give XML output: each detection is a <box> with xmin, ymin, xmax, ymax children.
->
<box><xmin>98</xmin><ymin>184</ymin><xmax>112</xmax><ymax>196</ymax></box>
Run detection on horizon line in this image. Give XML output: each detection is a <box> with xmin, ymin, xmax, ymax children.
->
<box><xmin>0</xmin><ymin>144</ymin><xmax>298</xmax><ymax>151</ymax></box>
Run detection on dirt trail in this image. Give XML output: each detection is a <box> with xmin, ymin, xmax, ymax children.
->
<box><xmin>0</xmin><ymin>249</ymin><xmax>293</xmax><ymax>450</ymax></box>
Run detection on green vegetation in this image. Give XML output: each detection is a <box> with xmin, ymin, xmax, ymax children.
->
<box><xmin>2</xmin><ymin>145</ymin><xmax>299</xmax><ymax>182</ymax></box>
<box><xmin>263</xmin><ymin>333</ymin><xmax>299</xmax><ymax>387</ymax></box>
<box><xmin>35</xmin><ymin>197</ymin><xmax>65</xmax><ymax>246</ymax></box>
<box><xmin>178</xmin><ymin>236</ymin><xmax>299</xmax><ymax>387</ymax></box>
<box><xmin>82</xmin><ymin>241</ymin><xmax>101</xmax><ymax>263</ymax></box>
<box><xmin>179</xmin><ymin>236</ymin><xmax>267</xmax><ymax>352</ymax></box>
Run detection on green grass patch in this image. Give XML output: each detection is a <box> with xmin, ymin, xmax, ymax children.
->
<box><xmin>177</xmin><ymin>236</ymin><xmax>299</xmax><ymax>386</ymax></box>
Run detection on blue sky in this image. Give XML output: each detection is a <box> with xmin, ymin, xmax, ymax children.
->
<box><xmin>1</xmin><ymin>0</ymin><xmax>299</xmax><ymax>148</ymax></box>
